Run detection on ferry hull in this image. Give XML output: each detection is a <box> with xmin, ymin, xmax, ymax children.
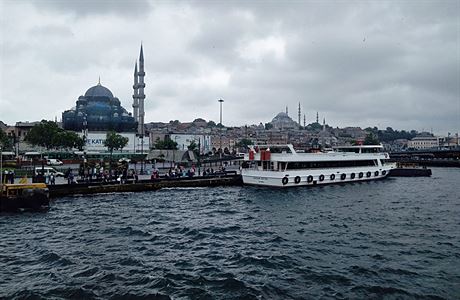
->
<box><xmin>242</xmin><ymin>166</ymin><xmax>394</xmax><ymax>187</ymax></box>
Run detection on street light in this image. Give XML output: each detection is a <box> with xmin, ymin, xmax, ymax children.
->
<box><xmin>218</xmin><ymin>99</ymin><xmax>224</xmax><ymax>165</ymax></box>
<box><xmin>0</xmin><ymin>146</ymin><xmax>3</xmax><ymax>191</ymax></box>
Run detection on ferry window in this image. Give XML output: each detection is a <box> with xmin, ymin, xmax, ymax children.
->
<box><xmin>285</xmin><ymin>160</ymin><xmax>376</xmax><ymax>170</ymax></box>
<box><xmin>269</xmin><ymin>147</ymin><xmax>292</xmax><ymax>153</ymax></box>
<box><xmin>279</xmin><ymin>162</ymin><xmax>286</xmax><ymax>171</ymax></box>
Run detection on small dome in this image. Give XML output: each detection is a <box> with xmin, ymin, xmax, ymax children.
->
<box><xmin>84</xmin><ymin>84</ymin><xmax>114</xmax><ymax>98</ymax></box>
<box><xmin>275</xmin><ymin>112</ymin><xmax>289</xmax><ymax>118</ymax></box>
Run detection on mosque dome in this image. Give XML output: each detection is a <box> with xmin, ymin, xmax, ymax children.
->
<box><xmin>274</xmin><ymin>112</ymin><xmax>289</xmax><ymax>119</ymax></box>
<box><xmin>84</xmin><ymin>84</ymin><xmax>114</xmax><ymax>98</ymax></box>
<box><xmin>63</xmin><ymin>81</ymin><xmax>136</xmax><ymax>133</ymax></box>
<box><xmin>270</xmin><ymin>111</ymin><xmax>298</xmax><ymax>129</ymax></box>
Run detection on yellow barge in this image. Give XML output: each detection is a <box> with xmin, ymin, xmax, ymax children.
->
<box><xmin>0</xmin><ymin>183</ymin><xmax>50</xmax><ymax>212</ymax></box>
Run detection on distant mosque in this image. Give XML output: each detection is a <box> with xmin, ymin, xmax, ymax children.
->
<box><xmin>270</xmin><ymin>106</ymin><xmax>299</xmax><ymax>130</ymax></box>
<box><xmin>270</xmin><ymin>103</ymin><xmax>324</xmax><ymax>130</ymax></box>
<box><xmin>62</xmin><ymin>45</ymin><xmax>146</xmax><ymax>134</ymax></box>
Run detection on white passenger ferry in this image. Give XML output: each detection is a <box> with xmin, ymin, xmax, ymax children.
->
<box><xmin>241</xmin><ymin>144</ymin><xmax>395</xmax><ymax>187</ymax></box>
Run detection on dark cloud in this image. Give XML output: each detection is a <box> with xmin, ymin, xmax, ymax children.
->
<box><xmin>0</xmin><ymin>0</ymin><xmax>458</xmax><ymax>134</ymax></box>
<box><xmin>28</xmin><ymin>0</ymin><xmax>151</xmax><ymax>17</ymax></box>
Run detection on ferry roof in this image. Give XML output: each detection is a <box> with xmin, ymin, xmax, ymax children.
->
<box><xmin>268</xmin><ymin>152</ymin><xmax>388</xmax><ymax>162</ymax></box>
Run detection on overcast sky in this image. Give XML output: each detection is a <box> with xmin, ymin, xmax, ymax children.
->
<box><xmin>0</xmin><ymin>0</ymin><xmax>459</xmax><ymax>134</ymax></box>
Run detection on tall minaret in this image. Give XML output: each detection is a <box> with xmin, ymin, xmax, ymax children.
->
<box><xmin>286</xmin><ymin>106</ymin><xmax>288</xmax><ymax>115</ymax></box>
<box><xmin>323</xmin><ymin>117</ymin><xmax>326</xmax><ymax>131</ymax></box>
<box><xmin>316</xmin><ymin>112</ymin><xmax>319</xmax><ymax>123</ymax></box>
<box><xmin>132</xmin><ymin>62</ymin><xmax>139</xmax><ymax>124</ymax></box>
<box><xmin>137</xmin><ymin>44</ymin><xmax>145</xmax><ymax>137</ymax></box>
<box><xmin>298</xmin><ymin>102</ymin><xmax>301</xmax><ymax>127</ymax></box>
<box><xmin>303</xmin><ymin>114</ymin><xmax>306</xmax><ymax>127</ymax></box>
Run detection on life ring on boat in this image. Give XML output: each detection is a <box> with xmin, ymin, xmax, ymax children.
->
<box><xmin>282</xmin><ymin>177</ymin><xmax>289</xmax><ymax>185</ymax></box>
<box><xmin>307</xmin><ymin>175</ymin><xmax>314</xmax><ymax>183</ymax></box>
<box><xmin>382</xmin><ymin>170</ymin><xmax>387</xmax><ymax>176</ymax></box>
<box><xmin>350</xmin><ymin>173</ymin><xmax>356</xmax><ymax>179</ymax></box>
<box><xmin>340</xmin><ymin>173</ymin><xmax>346</xmax><ymax>180</ymax></box>
<box><xmin>359</xmin><ymin>172</ymin><xmax>364</xmax><ymax>178</ymax></box>
<box><xmin>374</xmin><ymin>171</ymin><xmax>379</xmax><ymax>176</ymax></box>
<box><xmin>319</xmin><ymin>175</ymin><xmax>325</xmax><ymax>182</ymax></box>
<box><xmin>366</xmin><ymin>171</ymin><xmax>371</xmax><ymax>178</ymax></box>
<box><xmin>294</xmin><ymin>176</ymin><xmax>301</xmax><ymax>184</ymax></box>
<box><xmin>330</xmin><ymin>174</ymin><xmax>335</xmax><ymax>180</ymax></box>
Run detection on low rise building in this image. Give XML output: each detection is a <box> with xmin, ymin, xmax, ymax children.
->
<box><xmin>407</xmin><ymin>136</ymin><xmax>440</xmax><ymax>150</ymax></box>
<box><xmin>169</xmin><ymin>134</ymin><xmax>212</xmax><ymax>154</ymax></box>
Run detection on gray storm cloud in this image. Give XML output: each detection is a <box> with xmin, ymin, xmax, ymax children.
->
<box><xmin>0</xmin><ymin>0</ymin><xmax>458</xmax><ymax>134</ymax></box>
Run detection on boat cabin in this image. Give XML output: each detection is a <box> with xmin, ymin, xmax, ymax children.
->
<box><xmin>1</xmin><ymin>183</ymin><xmax>48</xmax><ymax>198</ymax></box>
<box><xmin>244</xmin><ymin>144</ymin><xmax>387</xmax><ymax>172</ymax></box>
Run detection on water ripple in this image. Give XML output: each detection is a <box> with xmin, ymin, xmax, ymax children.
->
<box><xmin>1</xmin><ymin>168</ymin><xmax>459</xmax><ymax>299</ymax></box>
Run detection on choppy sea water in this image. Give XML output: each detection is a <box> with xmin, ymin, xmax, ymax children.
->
<box><xmin>1</xmin><ymin>168</ymin><xmax>459</xmax><ymax>299</ymax></box>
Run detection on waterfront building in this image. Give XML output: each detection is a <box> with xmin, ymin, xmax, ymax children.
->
<box><xmin>169</xmin><ymin>134</ymin><xmax>212</xmax><ymax>154</ymax></box>
<box><xmin>408</xmin><ymin>136</ymin><xmax>440</xmax><ymax>150</ymax></box>
<box><xmin>4</xmin><ymin>121</ymin><xmax>41</xmax><ymax>153</ymax></box>
<box><xmin>210</xmin><ymin>135</ymin><xmax>236</xmax><ymax>153</ymax></box>
<box><xmin>82</xmin><ymin>131</ymin><xmax>149</xmax><ymax>153</ymax></box>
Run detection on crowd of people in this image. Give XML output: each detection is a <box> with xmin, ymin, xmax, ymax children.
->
<box><xmin>31</xmin><ymin>162</ymin><xmax>231</xmax><ymax>186</ymax></box>
<box><xmin>1</xmin><ymin>170</ymin><xmax>15</xmax><ymax>184</ymax></box>
<box><xmin>63</xmin><ymin>163</ymin><xmax>140</xmax><ymax>185</ymax></box>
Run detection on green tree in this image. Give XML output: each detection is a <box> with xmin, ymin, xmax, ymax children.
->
<box><xmin>25</xmin><ymin>120</ymin><xmax>61</xmax><ymax>149</ymax></box>
<box><xmin>56</xmin><ymin>131</ymin><xmax>85</xmax><ymax>150</ymax></box>
<box><xmin>25</xmin><ymin>120</ymin><xmax>85</xmax><ymax>150</ymax></box>
<box><xmin>235</xmin><ymin>138</ymin><xmax>253</xmax><ymax>150</ymax></box>
<box><xmin>104</xmin><ymin>131</ymin><xmax>129</xmax><ymax>154</ymax></box>
<box><xmin>187</xmin><ymin>140</ymin><xmax>201</xmax><ymax>162</ymax></box>
<box><xmin>154</xmin><ymin>137</ymin><xmax>178</xmax><ymax>150</ymax></box>
<box><xmin>307</xmin><ymin>122</ymin><xmax>322</xmax><ymax>131</ymax></box>
<box><xmin>104</xmin><ymin>131</ymin><xmax>129</xmax><ymax>178</ymax></box>
<box><xmin>0</xmin><ymin>130</ymin><xmax>12</xmax><ymax>150</ymax></box>
<box><xmin>364</xmin><ymin>133</ymin><xmax>380</xmax><ymax>145</ymax></box>
<box><xmin>207</xmin><ymin>121</ymin><xmax>216</xmax><ymax>128</ymax></box>
<box><xmin>187</xmin><ymin>140</ymin><xmax>197</xmax><ymax>151</ymax></box>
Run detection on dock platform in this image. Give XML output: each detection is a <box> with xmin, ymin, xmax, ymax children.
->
<box><xmin>48</xmin><ymin>174</ymin><xmax>243</xmax><ymax>198</ymax></box>
<box><xmin>389</xmin><ymin>168</ymin><xmax>432</xmax><ymax>177</ymax></box>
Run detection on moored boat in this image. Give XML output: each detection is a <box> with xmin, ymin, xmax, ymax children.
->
<box><xmin>389</xmin><ymin>162</ymin><xmax>432</xmax><ymax>177</ymax></box>
<box><xmin>241</xmin><ymin>144</ymin><xmax>395</xmax><ymax>187</ymax></box>
<box><xmin>0</xmin><ymin>183</ymin><xmax>50</xmax><ymax>212</ymax></box>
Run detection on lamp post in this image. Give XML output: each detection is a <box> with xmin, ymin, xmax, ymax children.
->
<box><xmin>218</xmin><ymin>99</ymin><xmax>224</xmax><ymax>165</ymax></box>
<box><xmin>173</xmin><ymin>135</ymin><xmax>179</xmax><ymax>167</ymax></box>
<box><xmin>0</xmin><ymin>146</ymin><xmax>3</xmax><ymax>191</ymax></box>
<box><xmin>140</xmin><ymin>133</ymin><xmax>144</xmax><ymax>175</ymax></box>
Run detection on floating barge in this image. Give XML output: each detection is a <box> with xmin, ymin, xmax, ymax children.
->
<box><xmin>389</xmin><ymin>163</ymin><xmax>432</xmax><ymax>177</ymax></box>
<box><xmin>0</xmin><ymin>183</ymin><xmax>50</xmax><ymax>212</ymax></box>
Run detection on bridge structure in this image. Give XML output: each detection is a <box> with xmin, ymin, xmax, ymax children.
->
<box><xmin>389</xmin><ymin>148</ymin><xmax>460</xmax><ymax>167</ymax></box>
